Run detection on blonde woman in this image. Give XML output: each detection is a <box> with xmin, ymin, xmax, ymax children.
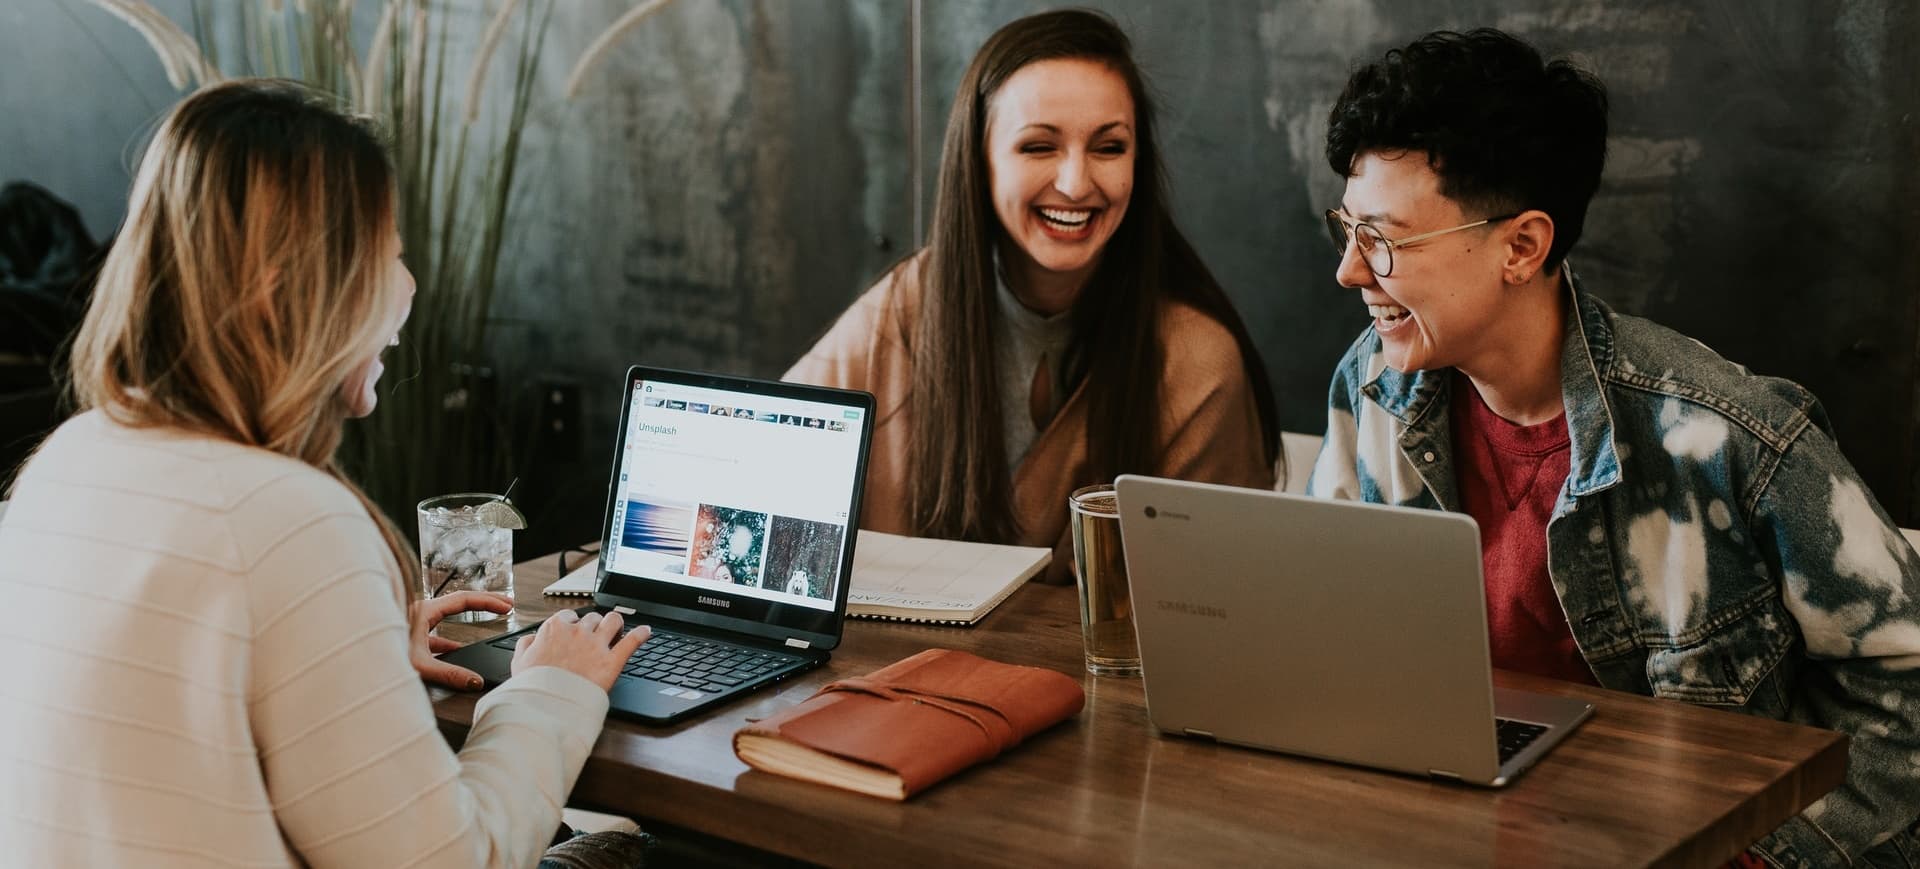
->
<box><xmin>0</xmin><ymin>80</ymin><xmax>650</xmax><ymax>867</ymax></box>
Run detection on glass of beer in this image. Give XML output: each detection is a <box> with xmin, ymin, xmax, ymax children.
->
<box><xmin>1069</xmin><ymin>484</ymin><xmax>1140</xmax><ymax>676</ymax></box>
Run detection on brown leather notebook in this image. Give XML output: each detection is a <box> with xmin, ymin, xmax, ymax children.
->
<box><xmin>732</xmin><ymin>649</ymin><xmax>1085</xmax><ymax>799</ymax></box>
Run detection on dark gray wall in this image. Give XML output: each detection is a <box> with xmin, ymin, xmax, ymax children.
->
<box><xmin>492</xmin><ymin>0</ymin><xmax>912</xmax><ymax>540</ymax></box>
<box><xmin>0</xmin><ymin>1</ymin><xmax>183</xmax><ymax>242</ymax></box>
<box><xmin>6</xmin><ymin>1</ymin><xmax>1919</xmax><ymax>547</ymax></box>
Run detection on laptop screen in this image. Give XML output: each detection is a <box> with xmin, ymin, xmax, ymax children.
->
<box><xmin>596</xmin><ymin>367</ymin><xmax>873</xmax><ymax>647</ymax></box>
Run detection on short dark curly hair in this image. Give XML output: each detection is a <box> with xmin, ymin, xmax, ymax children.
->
<box><xmin>1326</xmin><ymin>29</ymin><xmax>1608</xmax><ymax>269</ymax></box>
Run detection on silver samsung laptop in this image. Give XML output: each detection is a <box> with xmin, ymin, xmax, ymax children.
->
<box><xmin>1114</xmin><ymin>476</ymin><xmax>1592</xmax><ymax>787</ymax></box>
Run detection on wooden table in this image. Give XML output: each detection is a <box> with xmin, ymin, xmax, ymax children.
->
<box><xmin>431</xmin><ymin>552</ymin><xmax>1848</xmax><ymax>868</ymax></box>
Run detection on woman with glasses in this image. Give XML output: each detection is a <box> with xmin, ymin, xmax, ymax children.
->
<box><xmin>1323</xmin><ymin>208</ymin><xmax>1520</xmax><ymax>281</ymax></box>
<box><xmin>785</xmin><ymin>9</ymin><xmax>1278</xmax><ymax>581</ymax></box>
<box><xmin>1310</xmin><ymin>30</ymin><xmax>1920</xmax><ymax>866</ymax></box>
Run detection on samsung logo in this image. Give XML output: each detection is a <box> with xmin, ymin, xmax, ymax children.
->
<box><xmin>696</xmin><ymin>595</ymin><xmax>731</xmax><ymax>609</ymax></box>
<box><xmin>1157</xmin><ymin>600</ymin><xmax>1227</xmax><ymax>620</ymax></box>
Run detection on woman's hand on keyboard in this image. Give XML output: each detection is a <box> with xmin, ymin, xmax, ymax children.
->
<box><xmin>512</xmin><ymin>609</ymin><xmax>653</xmax><ymax>691</ymax></box>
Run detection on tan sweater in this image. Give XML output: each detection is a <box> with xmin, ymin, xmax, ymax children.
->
<box><xmin>0</xmin><ymin>411</ymin><xmax>609</xmax><ymax>868</ymax></box>
<box><xmin>786</xmin><ymin>257</ymin><xmax>1274</xmax><ymax>582</ymax></box>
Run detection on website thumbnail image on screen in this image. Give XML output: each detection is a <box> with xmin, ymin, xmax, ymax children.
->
<box><xmin>606</xmin><ymin>380</ymin><xmax>865</xmax><ymax>611</ymax></box>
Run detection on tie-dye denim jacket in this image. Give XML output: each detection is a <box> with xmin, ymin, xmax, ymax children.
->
<box><xmin>1307</xmin><ymin>278</ymin><xmax>1920</xmax><ymax>867</ymax></box>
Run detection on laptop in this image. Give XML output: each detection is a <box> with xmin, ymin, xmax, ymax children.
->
<box><xmin>1113</xmin><ymin>475</ymin><xmax>1592</xmax><ymax>787</ymax></box>
<box><xmin>439</xmin><ymin>365</ymin><xmax>875</xmax><ymax>724</ymax></box>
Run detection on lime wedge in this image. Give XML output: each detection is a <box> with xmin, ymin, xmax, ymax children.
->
<box><xmin>475</xmin><ymin>498</ymin><xmax>528</xmax><ymax>530</ymax></box>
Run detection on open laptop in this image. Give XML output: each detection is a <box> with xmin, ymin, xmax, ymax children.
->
<box><xmin>1113</xmin><ymin>475</ymin><xmax>1592</xmax><ymax>787</ymax></box>
<box><xmin>439</xmin><ymin>365</ymin><xmax>875</xmax><ymax>724</ymax></box>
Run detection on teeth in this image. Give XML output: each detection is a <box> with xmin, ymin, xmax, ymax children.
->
<box><xmin>1368</xmin><ymin>304</ymin><xmax>1410</xmax><ymax>321</ymax></box>
<box><xmin>1040</xmin><ymin>207</ymin><xmax>1092</xmax><ymax>226</ymax></box>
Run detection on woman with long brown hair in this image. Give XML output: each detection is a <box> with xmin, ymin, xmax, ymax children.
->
<box><xmin>0</xmin><ymin>80</ymin><xmax>648</xmax><ymax>866</ymax></box>
<box><xmin>787</xmin><ymin>9</ymin><xmax>1277</xmax><ymax>579</ymax></box>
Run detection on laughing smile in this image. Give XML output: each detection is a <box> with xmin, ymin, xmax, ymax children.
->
<box><xmin>1368</xmin><ymin>303</ymin><xmax>1410</xmax><ymax>324</ymax></box>
<box><xmin>1036</xmin><ymin>206</ymin><xmax>1099</xmax><ymax>237</ymax></box>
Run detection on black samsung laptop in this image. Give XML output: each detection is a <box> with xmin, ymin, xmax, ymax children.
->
<box><xmin>439</xmin><ymin>365</ymin><xmax>875</xmax><ymax>724</ymax></box>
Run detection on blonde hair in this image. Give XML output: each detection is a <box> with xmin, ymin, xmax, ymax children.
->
<box><xmin>70</xmin><ymin>78</ymin><xmax>418</xmax><ymax>598</ymax></box>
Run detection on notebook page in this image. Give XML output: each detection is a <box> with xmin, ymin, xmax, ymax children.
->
<box><xmin>543</xmin><ymin>559</ymin><xmax>599</xmax><ymax>596</ymax></box>
<box><xmin>848</xmin><ymin>530</ymin><xmax>1049</xmax><ymax>613</ymax></box>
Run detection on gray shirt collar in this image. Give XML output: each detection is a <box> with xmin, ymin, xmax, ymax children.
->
<box><xmin>993</xmin><ymin>259</ymin><xmax>1076</xmax><ymax>468</ymax></box>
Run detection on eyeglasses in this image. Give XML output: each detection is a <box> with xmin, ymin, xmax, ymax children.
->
<box><xmin>1324</xmin><ymin>209</ymin><xmax>1520</xmax><ymax>277</ymax></box>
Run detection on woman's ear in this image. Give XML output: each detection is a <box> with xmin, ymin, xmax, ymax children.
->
<box><xmin>1504</xmin><ymin>209</ymin><xmax>1556</xmax><ymax>285</ymax></box>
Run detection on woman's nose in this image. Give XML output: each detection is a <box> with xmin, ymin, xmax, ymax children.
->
<box><xmin>1053</xmin><ymin>151</ymin><xmax>1091</xmax><ymax>200</ymax></box>
<box><xmin>1334</xmin><ymin>235</ymin><xmax>1376</xmax><ymax>290</ymax></box>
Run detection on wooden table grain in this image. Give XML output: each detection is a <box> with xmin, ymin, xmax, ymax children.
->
<box><xmin>430</xmin><ymin>551</ymin><xmax>1848</xmax><ymax>868</ymax></box>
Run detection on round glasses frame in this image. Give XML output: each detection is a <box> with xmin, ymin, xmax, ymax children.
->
<box><xmin>1324</xmin><ymin>209</ymin><xmax>1520</xmax><ymax>278</ymax></box>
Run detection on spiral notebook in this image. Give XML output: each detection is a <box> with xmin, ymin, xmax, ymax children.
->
<box><xmin>545</xmin><ymin>531</ymin><xmax>1050</xmax><ymax>623</ymax></box>
<box><xmin>543</xmin><ymin>558</ymin><xmax>601</xmax><ymax>597</ymax></box>
<box><xmin>845</xmin><ymin>530</ymin><xmax>1050</xmax><ymax>626</ymax></box>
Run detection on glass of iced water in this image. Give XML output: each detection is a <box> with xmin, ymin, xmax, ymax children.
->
<box><xmin>417</xmin><ymin>493</ymin><xmax>520</xmax><ymax>623</ymax></box>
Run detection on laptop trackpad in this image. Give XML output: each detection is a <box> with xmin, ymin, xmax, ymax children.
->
<box><xmin>610</xmin><ymin>675</ymin><xmax>715</xmax><ymax>715</ymax></box>
<box><xmin>1492</xmin><ymin>686</ymin><xmax>1592</xmax><ymax>730</ymax></box>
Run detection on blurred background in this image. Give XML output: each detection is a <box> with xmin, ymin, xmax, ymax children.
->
<box><xmin>3</xmin><ymin>0</ymin><xmax>1916</xmax><ymax>559</ymax></box>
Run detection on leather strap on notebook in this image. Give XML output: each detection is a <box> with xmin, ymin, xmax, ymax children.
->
<box><xmin>819</xmin><ymin>677</ymin><xmax>1018</xmax><ymax>754</ymax></box>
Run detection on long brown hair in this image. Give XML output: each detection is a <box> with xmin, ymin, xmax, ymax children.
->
<box><xmin>906</xmin><ymin>9</ymin><xmax>1279</xmax><ymax>542</ymax></box>
<box><xmin>68</xmin><ymin>79</ymin><xmax>418</xmax><ymax>597</ymax></box>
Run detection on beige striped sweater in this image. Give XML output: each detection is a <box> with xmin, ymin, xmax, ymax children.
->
<box><xmin>0</xmin><ymin>411</ymin><xmax>609</xmax><ymax>867</ymax></box>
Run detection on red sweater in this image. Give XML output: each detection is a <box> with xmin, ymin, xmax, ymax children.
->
<box><xmin>1450</xmin><ymin>373</ymin><xmax>1595</xmax><ymax>686</ymax></box>
<box><xmin>1456</xmin><ymin>377</ymin><xmax>1762</xmax><ymax>867</ymax></box>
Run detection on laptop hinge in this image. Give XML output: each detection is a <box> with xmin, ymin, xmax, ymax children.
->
<box><xmin>1428</xmin><ymin>769</ymin><xmax>1464</xmax><ymax>781</ymax></box>
<box><xmin>784</xmin><ymin>637</ymin><xmax>811</xmax><ymax>649</ymax></box>
<box><xmin>613</xmin><ymin>605</ymin><xmax>636</xmax><ymax>615</ymax></box>
<box><xmin>1184</xmin><ymin>728</ymin><xmax>1215</xmax><ymax>740</ymax></box>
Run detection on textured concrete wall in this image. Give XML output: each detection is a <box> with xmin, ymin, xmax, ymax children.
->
<box><xmin>492</xmin><ymin>0</ymin><xmax>910</xmax><ymax>539</ymax></box>
<box><xmin>0</xmin><ymin>1</ymin><xmax>185</xmax><ymax>241</ymax></box>
<box><xmin>5</xmin><ymin>1</ymin><xmax>1917</xmax><ymax>544</ymax></box>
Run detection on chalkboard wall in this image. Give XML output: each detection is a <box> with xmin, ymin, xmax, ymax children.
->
<box><xmin>4</xmin><ymin>0</ymin><xmax>1916</xmax><ymax>549</ymax></box>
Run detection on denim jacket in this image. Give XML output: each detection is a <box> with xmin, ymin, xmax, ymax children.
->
<box><xmin>1307</xmin><ymin>276</ymin><xmax>1920</xmax><ymax>867</ymax></box>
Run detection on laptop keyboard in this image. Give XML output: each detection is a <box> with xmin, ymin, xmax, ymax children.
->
<box><xmin>616</xmin><ymin>628</ymin><xmax>801</xmax><ymax>694</ymax></box>
<box><xmin>1495</xmin><ymin>718</ymin><xmax>1550</xmax><ymax>763</ymax></box>
<box><xmin>492</xmin><ymin>623</ymin><xmax>803</xmax><ymax>695</ymax></box>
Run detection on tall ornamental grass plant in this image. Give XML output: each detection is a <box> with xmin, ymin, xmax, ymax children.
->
<box><xmin>84</xmin><ymin>0</ymin><xmax>672</xmax><ymax>536</ymax></box>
